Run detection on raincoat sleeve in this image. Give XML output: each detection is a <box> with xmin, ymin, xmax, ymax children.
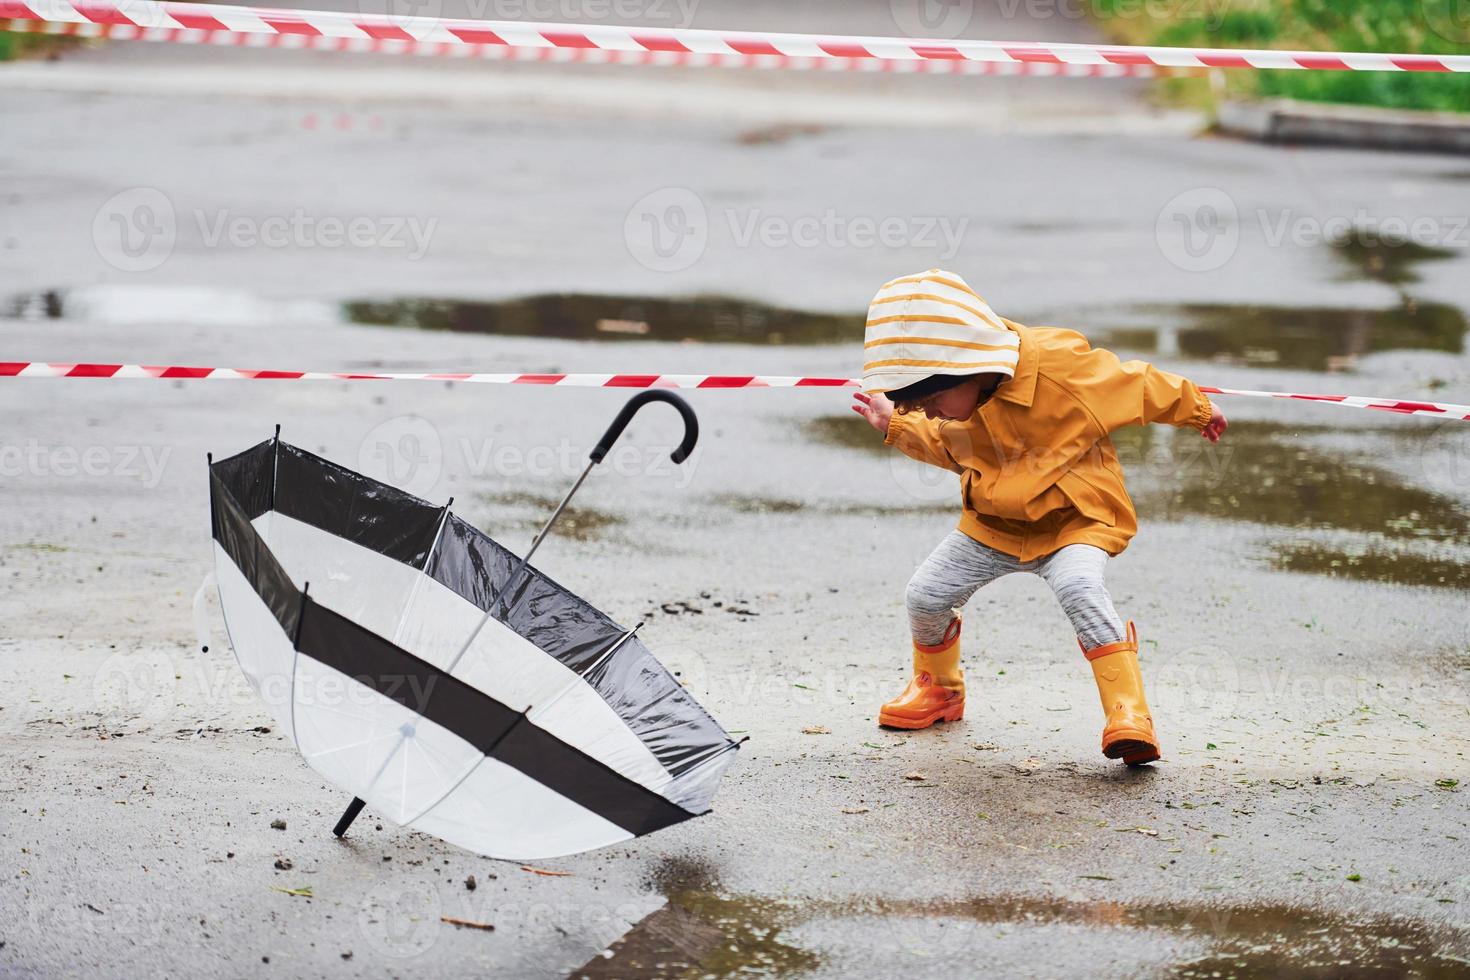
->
<box><xmin>883</xmin><ymin>413</ymin><xmax>964</xmax><ymax>473</ymax></box>
<box><xmin>1065</xmin><ymin>345</ymin><xmax>1213</xmax><ymax>434</ymax></box>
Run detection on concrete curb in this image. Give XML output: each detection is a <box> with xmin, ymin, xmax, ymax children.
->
<box><xmin>1217</xmin><ymin>97</ymin><xmax>1470</xmax><ymax>154</ymax></box>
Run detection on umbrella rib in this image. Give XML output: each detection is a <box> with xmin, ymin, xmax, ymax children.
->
<box><xmin>526</xmin><ymin>623</ymin><xmax>643</xmax><ymax>724</ymax></box>
<box><xmin>441</xmin><ymin>458</ymin><xmax>597</xmax><ymax>677</ymax></box>
<box><xmin>404</xmin><ymin>732</ymin><xmax>453</xmax><ymax>790</ymax></box>
<box><xmin>285</xmin><ymin>584</ymin><xmax>309</xmax><ymax>760</ymax></box>
<box><xmin>359</xmin><ymin>729</ymin><xmax>409</xmax><ymax>800</ymax></box>
<box><xmin>401</xmin><ymin>756</ymin><xmax>486</xmax><ymax>828</ymax></box>
<box><xmin>398</xmin><ymin>707</ymin><xmax>531</xmax><ymax>827</ymax></box>
<box><xmin>300</xmin><ymin>726</ymin><xmax>406</xmax><ymax>762</ymax></box>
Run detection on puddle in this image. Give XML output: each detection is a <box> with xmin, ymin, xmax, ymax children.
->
<box><xmin>4</xmin><ymin>286</ymin><xmax>337</xmax><ymax>327</ymax></box>
<box><xmin>802</xmin><ymin>415</ymin><xmax>887</xmax><ymax>454</ymax></box>
<box><xmin>576</xmin><ymin>862</ymin><xmax>1469</xmax><ymax>979</ymax></box>
<box><xmin>880</xmin><ymin>895</ymin><xmax>1470</xmax><ymax>978</ymax></box>
<box><xmin>3</xmin><ymin>286</ymin><xmax>861</xmax><ymax>346</ymax></box>
<box><xmin>572</xmin><ymin>857</ymin><xmax>817</xmax><ymax>980</ymax></box>
<box><xmin>1101</xmin><ymin>226</ymin><xmax>1465</xmax><ymax>372</ymax></box>
<box><xmin>476</xmin><ymin>490</ymin><xmax>623</xmax><ymax>541</ymax></box>
<box><xmin>1119</xmin><ymin>422</ymin><xmax>1470</xmax><ymax>589</ymax></box>
<box><xmin>1330</xmin><ymin>226</ymin><xmax>1459</xmax><ymax>288</ymax></box>
<box><xmin>1099</xmin><ymin>302</ymin><xmax>1466</xmax><ymax>372</ymax></box>
<box><xmin>344</xmin><ymin>294</ymin><xmax>860</xmax><ymax>346</ymax></box>
<box><xmin>715</xmin><ymin>493</ymin><xmax>952</xmax><ymax>517</ymax></box>
<box><xmin>715</xmin><ymin>493</ymin><xmax>809</xmax><ymax>514</ymax></box>
<box><xmin>1268</xmin><ymin>541</ymin><xmax>1470</xmax><ymax>591</ymax></box>
<box><xmin>1121</xmin><ymin>421</ymin><xmax>1470</xmax><ymax>540</ymax></box>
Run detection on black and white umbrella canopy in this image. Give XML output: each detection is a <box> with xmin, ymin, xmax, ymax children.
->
<box><xmin>208</xmin><ymin>402</ymin><xmax>738</xmax><ymax>860</ymax></box>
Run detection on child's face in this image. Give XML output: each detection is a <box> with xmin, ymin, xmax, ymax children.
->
<box><xmin>920</xmin><ymin>378</ymin><xmax>985</xmax><ymax>421</ymax></box>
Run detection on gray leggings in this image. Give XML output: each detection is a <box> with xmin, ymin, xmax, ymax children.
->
<box><xmin>907</xmin><ymin>531</ymin><xmax>1126</xmax><ymax>651</ymax></box>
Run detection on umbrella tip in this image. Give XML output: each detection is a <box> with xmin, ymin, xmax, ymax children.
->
<box><xmin>206</xmin><ymin>452</ymin><xmax>213</xmax><ymax>464</ymax></box>
<box><xmin>274</xmin><ymin>423</ymin><xmax>281</xmax><ymax>440</ymax></box>
<box><xmin>445</xmin><ymin>496</ymin><xmax>455</xmax><ymax>508</ymax></box>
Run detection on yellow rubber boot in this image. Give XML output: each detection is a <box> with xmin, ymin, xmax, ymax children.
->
<box><xmin>1082</xmin><ymin>622</ymin><xmax>1160</xmax><ymax>766</ymax></box>
<box><xmin>878</xmin><ymin>619</ymin><xmax>965</xmax><ymax>730</ymax></box>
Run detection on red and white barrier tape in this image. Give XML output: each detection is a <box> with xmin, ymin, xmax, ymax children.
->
<box><xmin>3</xmin><ymin>362</ymin><xmax>1466</xmax><ymax>421</ymax></box>
<box><xmin>4</xmin><ymin>0</ymin><xmax>1467</xmax><ymax>73</ymax></box>
<box><xmin>0</xmin><ymin>15</ymin><xmax>1170</xmax><ymax>76</ymax></box>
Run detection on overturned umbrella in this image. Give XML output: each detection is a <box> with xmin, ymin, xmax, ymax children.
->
<box><xmin>206</xmin><ymin>392</ymin><xmax>739</xmax><ymax>860</ymax></box>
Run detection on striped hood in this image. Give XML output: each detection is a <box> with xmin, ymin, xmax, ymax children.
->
<box><xmin>862</xmin><ymin>268</ymin><xmax>1021</xmax><ymax>394</ymax></box>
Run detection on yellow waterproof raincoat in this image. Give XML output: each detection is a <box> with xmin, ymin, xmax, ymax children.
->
<box><xmin>884</xmin><ymin>318</ymin><xmax>1213</xmax><ymax>561</ymax></box>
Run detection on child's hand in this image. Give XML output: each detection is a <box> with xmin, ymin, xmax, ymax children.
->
<box><xmin>851</xmin><ymin>392</ymin><xmax>894</xmax><ymax>435</ymax></box>
<box><xmin>1202</xmin><ymin>404</ymin><xmax>1227</xmax><ymax>443</ymax></box>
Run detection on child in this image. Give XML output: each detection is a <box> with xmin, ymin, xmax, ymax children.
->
<box><xmin>851</xmin><ymin>269</ymin><xmax>1226</xmax><ymax>765</ymax></box>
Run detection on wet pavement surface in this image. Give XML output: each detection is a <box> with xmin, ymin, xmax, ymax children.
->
<box><xmin>4</xmin><ymin>7</ymin><xmax>1470</xmax><ymax>978</ymax></box>
<box><xmin>577</xmin><ymin>855</ymin><xmax>1470</xmax><ymax>978</ymax></box>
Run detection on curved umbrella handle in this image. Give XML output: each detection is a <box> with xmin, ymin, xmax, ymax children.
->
<box><xmin>590</xmin><ymin>390</ymin><xmax>699</xmax><ymax>465</ymax></box>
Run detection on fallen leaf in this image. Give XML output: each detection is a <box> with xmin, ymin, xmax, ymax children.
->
<box><xmin>801</xmin><ymin>726</ymin><xmax>831</xmax><ymax>735</ymax></box>
<box><xmin>441</xmin><ymin>916</ymin><xmax>495</xmax><ymax>931</ymax></box>
<box><xmin>840</xmin><ymin>807</ymin><xmax>869</xmax><ymax>815</ymax></box>
<box><xmin>520</xmin><ymin>866</ymin><xmax>573</xmax><ymax>877</ymax></box>
<box><xmin>272</xmin><ymin>886</ymin><xmax>313</xmax><ymax>898</ymax></box>
<box><xmin>1078</xmin><ymin>875</ymin><xmax>1114</xmax><ymax>881</ymax></box>
<box><xmin>1114</xmin><ymin>826</ymin><xmax>1159</xmax><ymax>837</ymax></box>
<box><xmin>903</xmin><ymin>771</ymin><xmax>927</xmax><ymax>781</ymax></box>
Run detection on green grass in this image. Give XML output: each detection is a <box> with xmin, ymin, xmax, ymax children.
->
<box><xmin>1093</xmin><ymin>0</ymin><xmax>1470</xmax><ymax>112</ymax></box>
<box><xmin>0</xmin><ymin>30</ymin><xmax>77</xmax><ymax>62</ymax></box>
